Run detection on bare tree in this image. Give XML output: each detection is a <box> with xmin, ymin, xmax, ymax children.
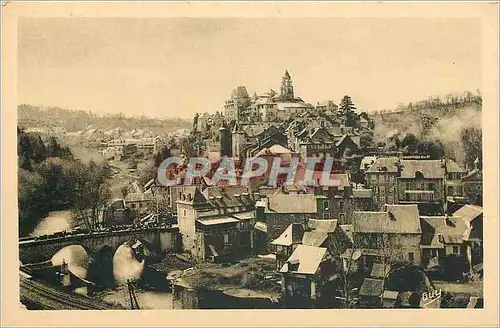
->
<box><xmin>68</xmin><ymin>160</ymin><xmax>112</xmax><ymax>230</ymax></box>
<box><xmin>327</xmin><ymin>230</ymin><xmax>360</xmax><ymax>309</ymax></box>
<box><xmin>375</xmin><ymin>232</ymin><xmax>409</xmax><ymax>304</ymax></box>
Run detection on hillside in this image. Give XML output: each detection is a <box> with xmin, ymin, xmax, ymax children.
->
<box><xmin>18</xmin><ymin>104</ymin><xmax>191</xmax><ymax>135</ymax></box>
<box><xmin>371</xmin><ymin>94</ymin><xmax>482</xmax><ymax>169</ymax></box>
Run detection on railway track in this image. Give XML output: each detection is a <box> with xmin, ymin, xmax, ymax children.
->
<box><xmin>20</xmin><ymin>274</ymin><xmax>117</xmax><ymax>310</ymax></box>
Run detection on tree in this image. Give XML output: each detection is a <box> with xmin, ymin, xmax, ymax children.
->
<box><xmin>327</xmin><ymin>231</ymin><xmax>359</xmax><ymax>309</ymax></box>
<box><xmin>375</xmin><ymin>232</ymin><xmax>410</xmax><ymax>305</ymax></box>
<box><xmin>18</xmin><ymin>169</ymin><xmax>48</xmax><ymax>236</ymax></box>
<box><xmin>461</xmin><ymin>128</ymin><xmax>482</xmax><ymax>169</ymax></box>
<box><xmin>401</xmin><ymin>133</ymin><xmax>419</xmax><ymax>153</ymax></box>
<box><xmin>68</xmin><ymin>160</ymin><xmax>112</xmax><ymax>231</ymax></box>
<box><xmin>338</xmin><ymin>95</ymin><xmax>358</xmax><ymax>127</ymax></box>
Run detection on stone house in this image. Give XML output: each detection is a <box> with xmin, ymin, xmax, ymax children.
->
<box><xmin>445</xmin><ymin>159</ymin><xmax>467</xmax><ymax>198</ymax></box>
<box><xmin>279</xmin><ymin>244</ymin><xmax>336</xmax><ymax>308</ymax></box>
<box><xmin>176</xmin><ymin>185</ymin><xmax>257</xmax><ymax>261</ymax></box>
<box><xmin>271</xmin><ymin>219</ymin><xmax>340</xmax><ymax>271</ymax></box>
<box><xmin>452</xmin><ymin>205</ymin><xmax>483</xmax><ymax>266</ymax></box>
<box><xmin>396</xmin><ymin>159</ymin><xmax>446</xmax><ymax>215</ymax></box>
<box><xmin>352</xmin><ymin>204</ymin><xmax>422</xmax><ymax>272</ymax></box>
<box><xmin>419</xmin><ymin>215</ymin><xmax>471</xmax><ymax>278</ymax></box>
<box><xmin>365</xmin><ymin>158</ymin><xmax>447</xmax><ymax>215</ymax></box>
<box><xmin>364</xmin><ymin>157</ymin><xmax>399</xmax><ymax>207</ymax></box>
<box><xmin>254</xmin><ymin>193</ymin><xmax>329</xmax><ymax>252</ymax></box>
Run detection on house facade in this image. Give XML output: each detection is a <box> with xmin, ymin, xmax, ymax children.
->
<box><xmin>352</xmin><ymin>204</ymin><xmax>422</xmax><ymax>272</ymax></box>
<box><xmin>176</xmin><ymin>186</ymin><xmax>257</xmax><ymax>261</ymax></box>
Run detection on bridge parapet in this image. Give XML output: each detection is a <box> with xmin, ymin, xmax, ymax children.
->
<box><xmin>19</xmin><ymin>226</ymin><xmax>180</xmax><ymax>264</ymax></box>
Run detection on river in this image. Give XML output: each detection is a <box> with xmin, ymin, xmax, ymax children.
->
<box><xmin>29</xmin><ymin>210</ymin><xmax>175</xmax><ymax>309</ymax></box>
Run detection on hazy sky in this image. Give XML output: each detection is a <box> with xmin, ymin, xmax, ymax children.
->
<box><xmin>18</xmin><ymin>18</ymin><xmax>481</xmax><ymax>119</ymax></box>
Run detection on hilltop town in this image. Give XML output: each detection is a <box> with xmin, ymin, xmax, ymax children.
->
<box><xmin>19</xmin><ymin>71</ymin><xmax>483</xmax><ymax>310</ymax></box>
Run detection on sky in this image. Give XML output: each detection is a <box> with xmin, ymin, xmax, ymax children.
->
<box><xmin>18</xmin><ymin>17</ymin><xmax>481</xmax><ymax>119</ymax></box>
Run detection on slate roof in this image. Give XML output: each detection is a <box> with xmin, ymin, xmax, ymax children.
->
<box><xmin>254</xmin><ymin>144</ymin><xmax>292</xmax><ymax>157</ymax></box>
<box><xmin>271</xmin><ymin>223</ymin><xmax>305</xmax><ymax>246</ymax></box>
<box><xmin>365</xmin><ymin>157</ymin><xmax>399</xmax><ymax>173</ymax></box>
<box><xmin>294</xmin><ymin>219</ymin><xmax>339</xmax><ymax>247</ymax></box>
<box><xmin>420</xmin><ymin>216</ymin><xmax>470</xmax><ymax>245</ymax></box>
<box><xmin>203</xmin><ymin>186</ymin><xmax>256</xmax><ymax>209</ymax></box>
<box><xmin>302</xmin><ymin>231</ymin><xmax>329</xmax><ymax>247</ymax></box>
<box><xmin>452</xmin><ymin>205</ymin><xmax>483</xmax><ymax>223</ymax></box>
<box><xmin>462</xmin><ymin>168</ymin><xmax>482</xmax><ymax>181</ymax></box>
<box><xmin>399</xmin><ymin>160</ymin><xmax>445</xmax><ymax>179</ymax></box>
<box><xmin>446</xmin><ymin>159</ymin><xmax>466</xmax><ymax>173</ymax></box>
<box><xmin>279</xmin><ymin>245</ymin><xmax>327</xmax><ymax>275</ymax></box>
<box><xmin>307</xmin><ymin>219</ymin><xmax>338</xmax><ymax>232</ymax></box>
<box><xmin>353</xmin><ymin>204</ymin><xmax>421</xmax><ymax>234</ymax></box>
<box><xmin>383</xmin><ymin>290</ymin><xmax>400</xmax><ymax>300</ymax></box>
<box><xmin>197</xmin><ymin>217</ymin><xmax>240</xmax><ymax>226</ymax></box>
<box><xmin>359</xmin><ymin>278</ymin><xmax>384</xmax><ymax>297</ymax></box>
<box><xmin>266</xmin><ymin>194</ymin><xmax>318</xmax><ymax>213</ymax></box>
<box><xmin>360</xmin><ymin>156</ymin><xmax>377</xmax><ymax>171</ymax></box>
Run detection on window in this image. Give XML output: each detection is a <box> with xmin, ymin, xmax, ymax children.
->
<box><xmin>323</xmin><ymin>200</ymin><xmax>329</xmax><ymax>212</ymax></box>
<box><xmin>428</xmin><ymin>183</ymin><xmax>434</xmax><ymax>191</ymax></box>
<box><xmin>182</xmin><ymin>209</ymin><xmax>187</xmax><ymax>217</ymax></box>
<box><xmin>452</xmin><ymin>246</ymin><xmax>460</xmax><ymax>254</ymax></box>
<box><xmin>131</xmin><ymin>204</ymin><xmax>136</xmax><ymax>209</ymax></box>
<box><xmin>408</xmin><ymin>252</ymin><xmax>414</xmax><ymax>262</ymax></box>
<box><xmin>223</xmin><ymin>234</ymin><xmax>229</xmax><ymax>244</ymax></box>
<box><xmin>339</xmin><ymin>200</ymin><xmax>344</xmax><ymax>211</ymax></box>
<box><xmin>339</xmin><ymin>213</ymin><xmax>346</xmax><ymax>223</ymax></box>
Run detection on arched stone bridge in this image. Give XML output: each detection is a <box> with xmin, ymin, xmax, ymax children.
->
<box><xmin>19</xmin><ymin>227</ymin><xmax>181</xmax><ymax>264</ymax></box>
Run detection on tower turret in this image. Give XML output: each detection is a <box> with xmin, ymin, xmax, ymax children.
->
<box><xmin>280</xmin><ymin>70</ymin><xmax>295</xmax><ymax>101</ymax></box>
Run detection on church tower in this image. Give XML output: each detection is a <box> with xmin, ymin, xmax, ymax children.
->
<box><xmin>280</xmin><ymin>70</ymin><xmax>295</xmax><ymax>101</ymax></box>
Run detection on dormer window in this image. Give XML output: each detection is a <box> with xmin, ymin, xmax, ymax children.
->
<box><xmin>415</xmin><ymin>170</ymin><xmax>424</xmax><ymax>179</ymax></box>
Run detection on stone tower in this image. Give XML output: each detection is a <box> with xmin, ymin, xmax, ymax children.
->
<box><xmin>219</xmin><ymin>121</ymin><xmax>232</xmax><ymax>157</ymax></box>
<box><xmin>231</xmin><ymin>123</ymin><xmax>246</xmax><ymax>160</ymax></box>
<box><xmin>280</xmin><ymin>70</ymin><xmax>295</xmax><ymax>101</ymax></box>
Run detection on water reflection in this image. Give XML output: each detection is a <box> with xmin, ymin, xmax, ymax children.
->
<box><xmin>113</xmin><ymin>242</ymin><xmax>145</xmax><ymax>284</ymax></box>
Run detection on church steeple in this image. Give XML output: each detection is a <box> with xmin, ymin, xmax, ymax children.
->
<box><xmin>280</xmin><ymin>70</ymin><xmax>294</xmax><ymax>101</ymax></box>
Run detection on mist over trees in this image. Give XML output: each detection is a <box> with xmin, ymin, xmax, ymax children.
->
<box><xmin>372</xmin><ymin>90</ymin><xmax>482</xmax><ymax>166</ymax></box>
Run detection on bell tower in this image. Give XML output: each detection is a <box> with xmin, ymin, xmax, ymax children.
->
<box><xmin>280</xmin><ymin>70</ymin><xmax>295</xmax><ymax>101</ymax></box>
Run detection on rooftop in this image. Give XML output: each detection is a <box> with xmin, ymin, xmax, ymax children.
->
<box><xmin>353</xmin><ymin>204</ymin><xmax>421</xmax><ymax>234</ymax></box>
<box><xmin>399</xmin><ymin>159</ymin><xmax>446</xmax><ymax>179</ymax></box>
<box><xmin>280</xmin><ymin>245</ymin><xmax>327</xmax><ymax>275</ymax></box>
<box><xmin>266</xmin><ymin>194</ymin><xmax>318</xmax><ymax>213</ymax></box>
<box><xmin>420</xmin><ymin>216</ymin><xmax>470</xmax><ymax>244</ymax></box>
<box><xmin>359</xmin><ymin>278</ymin><xmax>384</xmax><ymax>297</ymax></box>
<box><xmin>271</xmin><ymin>223</ymin><xmax>305</xmax><ymax>246</ymax></box>
<box><xmin>452</xmin><ymin>204</ymin><xmax>483</xmax><ymax>223</ymax></box>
